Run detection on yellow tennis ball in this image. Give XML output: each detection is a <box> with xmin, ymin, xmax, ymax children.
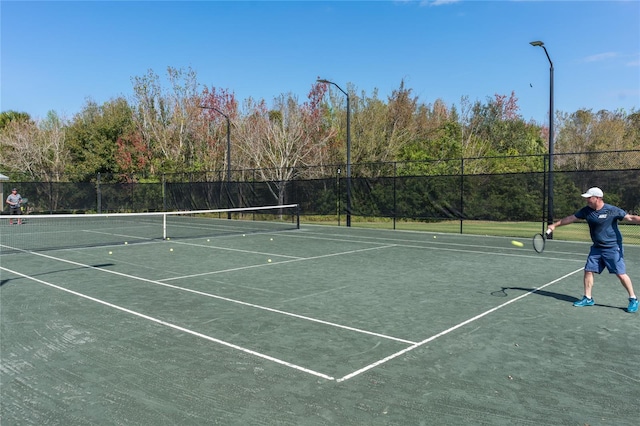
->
<box><xmin>268</xmin><ymin>259</ymin><xmax>272</xmax><ymax>263</ymax></box>
<box><xmin>433</xmin><ymin>235</ymin><xmax>437</xmax><ymax>239</ymax></box>
<box><xmin>170</xmin><ymin>248</ymin><xmax>174</xmax><ymax>252</ymax></box>
<box><xmin>511</xmin><ymin>240</ymin><xmax>524</xmax><ymax>247</ymax></box>
<box><xmin>124</xmin><ymin>242</ymin><xmax>128</xmax><ymax>245</ymax></box>
<box><xmin>108</xmin><ymin>251</ymin><xmax>113</xmax><ymax>255</ymax></box>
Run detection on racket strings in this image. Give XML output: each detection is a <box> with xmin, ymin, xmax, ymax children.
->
<box><xmin>533</xmin><ymin>234</ymin><xmax>545</xmax><ymax>253</ymax></box>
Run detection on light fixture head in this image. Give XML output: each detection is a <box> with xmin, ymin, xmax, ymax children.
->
<box><xmin>530</xmin><ymin>41</ymin><xmax>544</xmax><ymax>47</ymax></box>
<box><xmin>317</xmin><ymin>79</ymin><xmax>331</xmax><ymax>84</ymax></box>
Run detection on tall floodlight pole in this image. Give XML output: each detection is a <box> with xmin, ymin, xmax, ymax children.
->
<box><xmin>530</xmin><ymin>41</ymin><xmax>554</xmax><ymax>238</ymax></box>
<box><xmin>199</xmin><ymin>105</ymin><xmax>232</xmax><ymax>219</ymax></box>
<box><xmin>317</xmin><ymin>79</ymin><xmax>352</xmax><ymax>227</ymax></box>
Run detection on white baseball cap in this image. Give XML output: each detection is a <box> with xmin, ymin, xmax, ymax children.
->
<box><xmin>581</xmin><ymin>187</ymin><xmax>603</xmax><ymax>198</ymax></box>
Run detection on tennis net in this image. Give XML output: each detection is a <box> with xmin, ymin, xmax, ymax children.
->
<box><xmin>0</xmin><ymin>204</ymin><xmax>299</xmax><ymax>254</ymax></box>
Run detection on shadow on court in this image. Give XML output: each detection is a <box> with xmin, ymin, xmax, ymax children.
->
<box><xmin>0</xmin><ymin>263</ymin><xmax>114</xmax><ymax>286</ymax></box>
<box><xmin>492</xmin><ymin>286</ymin><xmax>628</xmax><ymax>312</ymax></box>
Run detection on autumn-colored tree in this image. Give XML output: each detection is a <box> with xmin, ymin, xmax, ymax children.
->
<box><xmin>198</xmin><ymin>86</ymin><xmax>239</xmax><ymax>174</ymax></box>
<box><xmin>458</xmin><ymin>96</ymin><xmax>493</xmax><ymax>172</ymax></box>
<box><xmin>0</xmin><ymin>111</ymin><xmax>68</xmax><ymax>180</ymax></box>
<box><xmin>555</xmin><ymin>108</ymin><xmax>638</xmax><ymax>171</ymax></box>
<box><xmin>234</xmin><ymin>84</ymin><xmax>332</xmax><ymax>203</ymax></box>
<box><xmin>115</xmin><ymin>131</ymin><xmax>150</xmax><ymax>180</ymax></box>
<box><xmin>66</xmin><ymin>97</ymin><xmax>134</xmax><ymax>181</ymax></box>
<box><xmin>131</xmin><ymin>66</ymin><xmax>202</xmax><ymax>174</ymax></box>
<box><xmin>39</xmin><ymin>111</ymin><xmax>69</xmax><ymax>181</ymax></box>
<box><xmin>2</xmin><ymin>69</ymin><xmax>636</xmax><ymax>185</ymax></box>
<box><xmin>315</xmin><ymin>82</ymin><xmax>352</xmax><ymax>168</ymax></box>
<box><xmin>0</xmin><ymin>116</ymin><xmax>39</xmax><ymax>177</ymax></box>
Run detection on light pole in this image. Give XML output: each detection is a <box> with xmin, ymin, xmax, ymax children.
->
<box><xmin>199</xmin><ymin>105</ymin><xmax>232</xmax><ymax>218</ymax></box>
<box><xmin>317</xmin><ymin>78</ymin><xmax>352</xmax><ymax>227</ymax></box>
<box><xmin>530</xmin><ymin>40</ymin><xmax>554</xmax><ymax>237</ymax></box>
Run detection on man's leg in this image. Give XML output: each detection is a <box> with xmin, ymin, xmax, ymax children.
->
<box><xmin>617</xmin><ymin>273</ymin><xmax>636</xmax><ymax>299</ymax></box>
<box><xmin>583</xmin><ymin>271</ymin><xmax>594</xmax><ymax>298</ymax></box>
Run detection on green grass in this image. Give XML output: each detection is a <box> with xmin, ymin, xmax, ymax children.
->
<box><xmin>300</xmin><ymin>216</ymin><xmax>640</xmax><ymax>246</ymax></box>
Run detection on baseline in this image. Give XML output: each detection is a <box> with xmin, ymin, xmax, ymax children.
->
<box><xmin>2</xmin><ymin>248</ymin><xmax>414</xmax><ymax>345</ymax></box>
<box><xmin>1</xmin><ymin>266</ymin><xmax>334</xmax><ymax>381</ymax></box>
<box><xmin>336</xmin><ymin>267</ymin><xmax>584</xmax><ymax>382</ymax></box>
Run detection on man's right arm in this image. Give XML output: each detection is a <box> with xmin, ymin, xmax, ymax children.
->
<box><xmin>548</xmin><ymin>214</ymin><xmax>579</xmax><ymax>232</ymax></box>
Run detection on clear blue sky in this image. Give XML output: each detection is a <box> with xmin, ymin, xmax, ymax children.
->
<box><xmin>2</xmin><ymin>0</ymin><xmax>639</xmax><ymax>125</ymax></box>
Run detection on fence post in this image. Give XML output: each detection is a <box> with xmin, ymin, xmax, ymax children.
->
<box><xmin>162</xmin><ymin>174</ymin><xmax>166</xmax><ymax>211</ymax></box>
<box><xmin>97</xmin><ymin>172</ymin><xmax>101</xmax><ymax>213</ymax></box>
<box><xmin>393</xmin><ymin>162</ymin><xmax>397</xmax><ymax>230</ymax></box>
<box><xmin>542</xmin><ymin>155</ymin><xmax>547</xmax><ymax>234</ymax></box>
<box><xmin>459</xmin><ymin>158</ymin><xmax>464</xmax><ymax>234</ymax></box>
<box><xmin>49</xmin><ymin>181</ymin><xmax>53</xmax><ymax>214</ymax></box>
<box><xmin>336</xmin><ymin>168</ymin><xmax>341</xmax><ymax>226</ymax></box>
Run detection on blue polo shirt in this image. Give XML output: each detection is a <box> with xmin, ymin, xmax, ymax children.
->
<box><xmin>574</xmin><ymin>203</ymin><xmax>626</xmax><ymax>248</ymax></box>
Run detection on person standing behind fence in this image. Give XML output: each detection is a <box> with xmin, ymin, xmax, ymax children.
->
<box><xmin>6</xmin><ymin>188</ymin><xmax>23</xmax><ymax>225</ymax></box>
<box><xmin>547</xmin><ymin>187</ymin><xmax>640</xmax><ymax>313</ymax></box>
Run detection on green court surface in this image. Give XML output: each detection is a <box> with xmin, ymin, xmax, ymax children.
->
<box><xmin>1</xmin><ymin>224</ymin><xmax>639</xmax><ymax>425</ymax></box>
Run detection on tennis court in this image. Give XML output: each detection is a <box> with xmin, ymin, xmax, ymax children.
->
<box><xmin>1</xmin><ymin>208</ymin><xmax>639</xmax><ymax>425</ymax></box>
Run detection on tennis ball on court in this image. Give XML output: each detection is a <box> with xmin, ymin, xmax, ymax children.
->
<box><xmin>170</xmin><ymin>248</ymin><xmax>174</xmax><ymax>252</ymax></box>
<box><xmin>268</xmin><ymin>259</ymin><xmax>272</xmax><ymax>263</ymax></box>
<box><xmin>511</xmin><ymin>240</ymin><xmax>524</xmax><ymax>247</ymax></box>
<box><xmin>166</xmin><ymin>237</ymin><xmax>170</xmax><ymax>240</ymax></box>
<box><xmin>207</xmin><ymin>239</ymin><xmax>210</xmax><ymax>242</ymax></box>
<box><xmin>242</xmin><ymin>234</ymin><xmax>246</xmax><ymax>237</ymax></box>
<box><xmin>124</xmin><ymin>242</ymin><xmax>128</xmax><ymax>245</ymax></box>
<box><xmin>108</xmin><ymin>251</ymin><xmax>113</xmax><ymax>255</ymax></box>
<box><xmin>270</xmin><ymin>238</ymin><xmax>273</xmax><ymax>241</ymax></box>
<box><xmin>433</xmin><ymin>235</ymin><xmax>437</xmax><ymax>239</ymax></box>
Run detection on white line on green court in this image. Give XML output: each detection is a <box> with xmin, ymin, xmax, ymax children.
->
<box><xmin>4</xmin><ymin>246</ymin><xmax>582</xmax><ymax>383</ymax></box>
<box><xmin>1</xmin><ymin>266</ymin><xmax>335</xmax><ymax>381</ymax></box>
<box><xmin>7</xmin><ymin>246</ymin><xmax>417</xmax><ymax>345</ymax></box>
<box><xmin>282</xmin><ymin>232</ymin><xmax>585</xmax><ymax>262</ymax></box>
<box><xmin>160</xmin><ymin>243</ymin><xmax>399</xmax><ymax>281</ymax></box>
<box><xmin>335</xmin><ymin>267</ymin><xmax>585</xmax><ymax>382</ymax></box>
<box><xmin>171</xmin><ymin>239</ymin><xmax>304</xmax><ymax>259</ymax></box>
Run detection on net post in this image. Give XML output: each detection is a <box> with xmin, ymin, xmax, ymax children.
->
<box><xmin>296</xmin><ymin>204</ymin><xmax>300</xmax><ymax>229</ymax></box>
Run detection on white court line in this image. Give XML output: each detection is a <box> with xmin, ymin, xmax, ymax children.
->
<box><xmin>171</xmin><ymin>239</ymin><xmax>303</xmax><ymax>259</ymax></box>
<box><xmin>160</xmin><ymin>244</ymin><xmax>398</xmax><ymax>281</ymax></box>
<box><xmin>5</xmin><ymin>248</ymin><xmax>416</xmax><ymax>345</ymax></box>
<box><xmin>0</xmin><ymin>266</ymin><xmax>334</xmax><ymax>381</ymax></box>
<box><xmin>281</xmin><ymin>232</ymin><xmax>585</xmax><ymax>262</ymax></box>
<box><xmin>336</xmin><ymin>267</ymin><xmax>585</xmax><ymax>382</ymax></box>
<box><xmin>3</xmin><ymin>243</ymin><xmax>584</xmax><ymax>382</ymax></box>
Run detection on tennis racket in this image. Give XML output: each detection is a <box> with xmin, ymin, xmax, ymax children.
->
<box><xmin>533</xmin><ymin>229</ymin><xmax>552</xmax><ymax>253</ymax></box>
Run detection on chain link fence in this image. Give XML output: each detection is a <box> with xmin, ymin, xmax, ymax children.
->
<box><xmin>4</xmin><ymin>150</ymin><xmax>639</xmax><ymax>239</ymax></box>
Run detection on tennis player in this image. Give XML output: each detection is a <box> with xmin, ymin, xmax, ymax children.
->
<box><xmin>5</xmin><ymin>187</ymin><xmax>23</xmax><ymax>225</ymax></box>
<box><xmin>547</xmin><ymin>187</ymin><xmax>640</xmax><ymax>313</ymax></box>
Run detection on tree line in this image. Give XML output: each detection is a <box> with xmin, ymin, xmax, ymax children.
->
<box><xmin>1</xmin><ymin>66</ymin><xmax>638</xmax><ymax>183</ymax></box>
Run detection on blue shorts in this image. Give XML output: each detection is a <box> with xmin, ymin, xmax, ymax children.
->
<box><xmin>585</xmin><ymin>245</ymin><xmax>626</xmax><ymax>275</ymax></box>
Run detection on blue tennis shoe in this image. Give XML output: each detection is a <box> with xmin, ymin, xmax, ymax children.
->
<box><xmin>573</xmin><ymin>296</ymin><xmax>595</xmax><ymax>307</ymax></box>
<box><xmin>628</xmin><ymin>298</ymin><xmax>638</xmax><ymax>313</ymax></box>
